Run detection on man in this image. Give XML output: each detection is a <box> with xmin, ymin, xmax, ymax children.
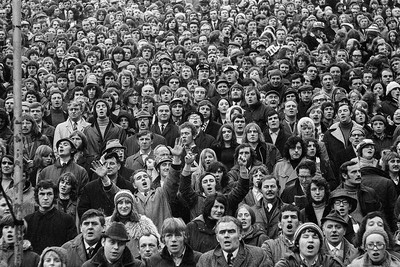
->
<box><xmin>39</xmin><ymin>138</ymin><xmax>88</xmax><ymax>195</ymax></box>
<box><xmin>124</xmin><ymin>109</ymin><xmax>166</xmax><ymax>157</ymax></box>
<box><xmin>244</xmin><ymin>87</ymin><xmax>271</xmax><ymax>130</ymax></box>
<box><xmin>25</xmin><ymin>180</ymin><xmax>77</xmax><ymax>254</ymax></box>
<box><xmin>84</xmin><ymin>99</ymin><xmax>126</xmax><ymax>163</ymax></box>
<box><xmin>263</xmin><ymin>109</ymin><xmax>289</xmax><ymax>155</ymax></box>
<box><xmin>275</xmin><ymin>222</ymin><xmax>342</xmax><ymax>267</ymax></box>
<box><xmin>261</xmin><ymin>69</ymin><xmax>288</xmax><ymax>97</ymax></box>
<box><xmin>74</xmin><ymin>64</ymin><xmax>87</xmax><ymax>87</ymax></box>
<box><xmin>125</xmin><ymin>130</ymin><xmax>154</xmax><ymax>170</ymax></box>
<box><xmin>228</xmin><ymin>143</ymin><xmax>262</xmax><ymax>185</ymax></box>
<box><xmin>329</xmin><ymin>64</ymin><xmax>349</xmax><ymax>91</ymax></box>
<box><xmin>264</xmin><ymin>90</ymin><xmax>280</xmax><ymax>111</ymax></box>
<box><xmin>150</xmin><ymin>103</ymin><xmax>180</xmax><ymax>148</ymax></box>
<box><xmin>82</xmin><ymin>222</ymin><xmax>143</xmax><ymax>267</ymax></box>
<box><xmin>335</xmin><ymin>126</ymin><xmax>366</xmax><ymax>170</ymax></box>
<box><xmin>229</xmin><ymin>84</ymin><xmax>245</xmax><ymax>107</ymax></box>
<box><xmin>197</xmin><ymin>63</ymin><xmax>215</xmax><ymax>97</ymax></box>
<box><xmin>186</xmin><ymin>111</ymin><xmax>216</xmax><ymax>152</ymax></box>
<box><xmin>198</xmin><ymin>100</ymin><xmax>222</xmax><ymax>137</ymax></box>
<box><xmin>53</xmin><ymin>100</ymin><xmax>90</xmax><ymax>151</ymax></box>
<box><xmin>300</xmin><ymin>176</ymin><xmax>331</xmax><ymax>226</ymax></box>
<box><xmin>232</xmin><ymin>114</ymin><xmax>246</xmax><ymax>144</ymax></box>
<box><xmin>319</xmin><ymin>72</ymin><xmax>335</xmax><ymax>98</ymax></box>
<box><xmin>44</xmin><ymin>89</ymin><xmax>68</xmax><ymax>127</ymax></box>
<box><xmin>146</xmin><ymin>218</ymin><xmax>202</xmax><ymax>266</ymax></box>
<box><xmin>262</xmin><ymin>204</ymin><xmax>301</xmax><ymax>265</ymax></box>
<box><xmin>282</xmin><ymin>100</ymin><xmax>298</xmax><ymax>137</ymax></box>
<box><xmin>323</xmin><ymin>103</ymin><xmax>361</xmax><ymax>171</ymax></box>
<box><xmin>101</xmin><ymin>139</ymin><xmax>133</xmax><ymax>181</ymax></box>
<box><xmin>30</xmin><ymin>102</ymin><xmax>55</xmax><ymax>144</ymax></box>
<box><xmin>138</xmin><ymin>233</ymin><xmax>160</xmax><ymax>260</ymax></box>
<box><xmin>62</xmin><ymin>209</ymin><xmax>106</xmax><ymax>267</ymax></box>
<box><xmin>252</xmin><ymin>175</ymin><xmax>284</xmax><ymax>239</ymax></box>
<box><xmin>197</xmin><ymin>216</ymin><xmax>270</xmax><ymax>266</ymax></box>
<box><xmin>77</xmin><ymin>152</ymin><xmax>134</xmax><ymax>218</ymax></box>
<box><xmin>297</xmin><ymin>85</ymin><xmax>313</xmax><ymax>118</ymax></box>
<box><xmin>321</xmin><ymin>210</ymin><xmax>359</xmax><ymax>265</ymax></box>
<box><xmin>335</xmin><ymin>161</ymin><xmax>381</xmax><ymax>224</ymax></box>
<box><xmin>281</xmin><ymin>160</ymin><xmax>316</xmax><ymax>209</ymax></box>
<box><xmin>210</xmin><ymin>78</ymin><xmax>230</xmax><ymax>105</ymax></box>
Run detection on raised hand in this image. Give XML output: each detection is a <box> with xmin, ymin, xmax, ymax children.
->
<box><xmin>168</xmin><ymin>138</ymin><xmax>185</xmax><ymax>158</ymax></box>
<box><xmin>185</xmin><ymin>151</ymin><xmax>197</xmax><ymax>166</ymax></box>
<box><xmin>90</xmin><ymin>160</ymin><xmax>108</xmax><ymax>178</ymax></box>
<box><xmin>238</xmin><ymin>155</ymin><xmax>248</xmax><ymax>167</ymax></box>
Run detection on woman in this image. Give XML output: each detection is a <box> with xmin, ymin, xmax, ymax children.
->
<box><xmin>380</xmin><ymin>81</ymin><xmax>400</xmax><ymax>117</ymax></box>
<box><xmin>30</xmin><ymin>145</ymin><xmax>54</xmax><ymax>187</ymax></box>
<box><xmin>38</xmin><ymin>247</ymin><xmax>68</xmax><ymax>267</ymax></box>
<box><xmin>349</xmin><ymin>227</ymin><xmax>400</xmax><ymax>266</ymax></box>
<box><xmin>297</xmin><ymin>117</ymin><xmax>329</xmax><ymax>162</ymax></box>
<box><xmin>105</xmin><ymin>190</ymin><xmax>159</xmax><ymax>258</ymax></box>
<box><xmin>10</xmin><ymin>114</ymin><xmax>50</xmax><ymax>162</ymax></box>
<box><xmin>211</xmin><ymin>123</ymin><xmax>238</xmax><ymax>170</ymax></box>
<box><xmin>69</xmin><ymin>130</ymin><xmax>91</xmax><ymax>174</ymax></box>
<box><xmin>274</xmin><ymin>136</ymin><xmax>307</xmax><ymax>195</ymax></box>
<box><xmin>352</xmin><ymin>139</ymin><xmax>379</xmax><ymax>168</ymax></box>
<box><xmin>191</xmin><ymin>148</ymin><xmax>217</xmax><ymax>191</ymax></box>
<box><xmin>382</xmin><ymin>151</ymin><xmax>400</xmax><ymax>196</ymax></box>
<box><xmin>56</xmin><ymin>172</ymin><xmax>78</xmax><ymax>224</ymax></box>
<box><xmin>236</xmin><ymin>204</ymin><xmax>268</xmax><ymax>246</ymax></box>
<box><xmin>352</xmin><ymin>107</ymin><xmax>373</xmax><ymax>136</ymax></box>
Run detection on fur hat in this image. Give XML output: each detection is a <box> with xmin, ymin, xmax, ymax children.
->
<box><xmin>362</xmin><ymin>227</ymin><xmax>389</xmax><ymax>248</ymax></box>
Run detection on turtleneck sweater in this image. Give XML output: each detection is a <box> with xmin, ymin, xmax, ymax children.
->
<box><xmin>339</xmin><ymin>120</ymin><xmax>353</xmax><ymax>148</ymax></box>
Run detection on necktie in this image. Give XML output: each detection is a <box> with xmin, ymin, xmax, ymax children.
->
<box><xmin>73</xmin><ymin>122</ymin><xmax>77</xmax><ymax>131</ymax></box>
<box><xmin>227</xmin><ymin>253</ymin><xmax>233</xmax><ymax>266</ymax></box>
<box><xmin>87</xmin><ymin>247</ymin><xmax>94</xmax><ymax>258</ymax></box>
<box><xmin>161</xmin><ymin>124</ymin><xmax>165</xmax><ymax>132</ymax></box>
<box><xmin>267</xmin><ymin>203</ymin><xmax>273</xmax><ymax>212</ymax></box>
<box><xmin>331</xmin><ymin>247</ymin><xmax>338</xmax><ymax>257</ymax></box>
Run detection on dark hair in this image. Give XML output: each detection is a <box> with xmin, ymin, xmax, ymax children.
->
<box><xmin>81</xmin><ymin>209</ymin><xmax>106</xmax><ymax>226</ymax></box>
<box><xmin>34</xmin><ymin>180</ymin><xmax>58</xmax><ymax>205</ymax></box>
<box><xmin>208</xmin><ymin>161</ymin><xmax>229</xmax><ymax>191</ymax></box>
<box><xmin>340</xmin><ymin>161</ymin><xmax>358</xmax><ymax>180</ymax></box>
<box><xmin>233</xmin><ymin>143</ymin><xmax>257</xmax><ymax>164</ymax></box>
<box><xmin>296</xmin><ymin>159</ymin><xmax>317</xmax><ymax>177</ymax></box>
<box><xmin>355</xmin><ymin>211</ymin><xmax>395</xmax><ymax>249</ymax></box>
<box><xmin>235</xmin><ymin>204</ymin><xmax>256</xmax><ymax>225</ymax></box>
<box><xmin>283</xmin><ymin>136</ymin><xmax>306</xmax><ymax>159</ymax></box>
<box><xmin>305</xmin><ymin>176</ymin><xmax>330</xmax><ymax>204</ymax></box>
<box><xmin>203</xmin><ymin>193</ymin><xmax>228</xmax><ymax>223</ymax></box>
<box><xmin>279</xmin><ymin>204</ymin><xmax>301</xmax><ymax>221</ymax></box>
<box><xmin>57</xmin><ymin>172</ymin><xmax>78</xmax><ymax>201</ymax></box>
<box><xmin>104</xmin><ymin>151</ymin><xmax>122</xmax><ymax>165</ymax></box>
<box><xmin>216</xmin><ymin>123</ymin><xmax>238</xmax><ymax>149</ymax></box>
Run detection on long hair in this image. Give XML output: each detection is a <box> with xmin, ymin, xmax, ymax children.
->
<box><xmin>57</xmin><ymin>172</ymin><xmax>78</xmax><ymax>201</ymax></box>
<box><xmin>197</xmin><ymin>148</ymin><xmax>217</xmax><ymax>175</ymax></box>
<box><xmin>242</xmin><ymin>122</ymin><xmax>265</xmax><ymax>143</ymax></box>
<box><xmin>109</xmin><ymin>197</ymin><xmax>139</xmax><ymax>223</ymax></box>
<box><xmin>69</xmin><ymin>130</ymin><xmax>88</xmax><ymax>152</ymax></box>
<box><xmin>21</xmin><ymin>114</ymin><xmax>42</xmax><ymax>139</ymax></box>
<box><xmin>216</xmin><ymin>123</ymin><xmax>238</xmax><ymax>148</ymax></box>
<box><xmin>33</xmin><ymin>145</ymin><xmax>54</xmax><ymax>169</ymax></box>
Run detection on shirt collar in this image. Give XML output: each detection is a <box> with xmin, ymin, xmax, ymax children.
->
<box><xmin>222</xmin><ymin>247</ymin><xmax>239</xmax><ymax>261</ymax></box>
<box><xmin>327</xmin><ymin>241</ymin><xmax>342</xmax><ymax>251</ymax></box>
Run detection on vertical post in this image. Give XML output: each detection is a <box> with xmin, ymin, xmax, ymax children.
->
<box><xmin>12</xmin><ymin>0</ymin><xmax>23</xmax><ymax>264</ymax></box>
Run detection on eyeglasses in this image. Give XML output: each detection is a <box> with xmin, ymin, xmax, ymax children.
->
<box><xmin>313</xmin><ymin>98</ymin><xmax>327</xmax><ymax>103</ymax></box>
<box><xmin>366</xmin><ymin>242</ymin><xmax>385</xmax><ymax>250</ymax></box>
<box><xmin>351</xmin><ymin>133</ymin><xmax>365</xmax><ymax>137</ymax></box>
<box><xmin>334</xmin><ymin>200</ymin><xmax>349</xmax><ymax>206</ymax></box>
<box><xmin>1</xmin><ymin>161</ymin><xmax>13</xmax><ymax>165</ymax></box>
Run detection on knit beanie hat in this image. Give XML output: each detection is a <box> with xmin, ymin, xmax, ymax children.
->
<box><xmin>294</xmin><ymin>222</ymin><xmax>324</xmax><ymax>247</ymax></box>
<box><xmin>386</xmin><ymin>81</ymin><xmax>400</xmax><ymax>96</ymax></box>
<box><xmin>39</xmin><ymin>247</ymin><xmax>68</xmax><ymax>267</ymax></box>
<box><xmin>114</xmin><ymin>190</ymin><xmax>134</xmax><ymax>206</ymax></box>
<box><xmin>362</xmin><ymin>227</ymin><xmax>389</xmax><ymax>249</ymax></box>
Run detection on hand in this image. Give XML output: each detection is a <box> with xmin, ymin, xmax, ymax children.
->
<box><xmin>90</xmin><ymin>160</ymin><xmax>108</xmax><ymax>178</ymax></box>
<box><xmin>168</xmin><ymin>138</ymin><xmax>184</xmax><ymax>157</ymax></box>
<box><xmin>238</xmin><ymin>155</ymin><xmax>247</xmax><ymax>167</ymax></box>
<box><xmin>185</xmin><ymin>152</ymin><xmax>197</xmax><ymax>166</ymax></box>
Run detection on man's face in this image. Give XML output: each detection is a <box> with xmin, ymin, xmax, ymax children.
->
<box><xmin>157</xmin><ymin>105</ymin><xmax>170</xmax><ymax>123</ymax></box>
<box><xmin>323</xmin><ymin>220</ymin><xmax>346</xmax><ymax>247</ymax></box>
<box><xmin>333</xmin><ymin>197</ymin><xmax>351</xmax><ymax>217</ymax></box>
<box><xmin>351</xmin><ymin>78</ymin><xmax>363</xmax><ymax>92</ymax></box>
<box><xmin>137</xmin><ymin>118</ymin><xmax>150</xmax><ymax>131</ymax></box>
<box><xmin>180</xmin><ymin>127</ymin><xmax>194</xmax><ymax>145</ymax></box>
<box><xmin>216</xmin><ymin>221</ymin><xmax>241</xmax><ymax>253</ymax></box>
<box><xmin>265</xmin><ymin>93</ymin><xmax>279</xmax><ymax>108</ymax></box>
<box><xmin>330</xmin><ymin>67</ymin><xmax>341</xmax><ymax>82</ymax></box>
<box><xmin>246</xmin><ymin>126</ymin><xmax>259</xmax><ymax>143</ymax></box>
<box><xmin>164</xmin><ymin>231</ymin><xmax>185</xmax><ymax>255</ymax></box>
<box><xmin>216</xmin><ymin>83</ymin><xmax>229</xmax><ymax>96</ymax></box>
<box><xmin>57</xmin><ymin>141</ymin><xmax>73</xmax><ymax>157</ymax></box>
<box><xmin>199</xmin><ymin>105</ymin><xmax>211</xmax><ymax>120</ymax></box>
<box><xmin>260</xmin><ymin>178</ymin><xmax>279</xmax><ymax>202</ymax></box>
<box><xmin>233</xmin><ymin>118</ymin><xmax>245</xmax><ymax>134</ymax></box>
<box><xmin>298</xmin><ymin>168</ymin><xmax>312</xmax><ymax>189</ymax></box>
<box><xmin>133</xmin><ymin>171</ymin><xmax>151</xmax><ymax>192</ymax></box>
<box><xmin>138</xmin><ymin>133</ymin><xmax>152</xmax><ymax>151</ymax></box>
<box><xmin>291</xmin><ymin>78</ymin><xmax>302</xmax><ymax>90</ymax></box>
<box><xmin>344</xmin><ymin>164</ymin><xmax>362</xmax><ymax>186</ymax></box>
<box><xmin>322</xmin><ymin>75</ymin><xmax>333</xmax><ymax>90</ymax></box>
<box><xmin>102</xmin><ymin>237</ymin><xmax>126</xmax><ymax>263</ymax></box>
<box><xmin>105</xmin><ymin>157</ymin><xmax>120</xmax><ymax>176</ymax></box>
<box><xmin>245</xmin><ymin>89</ymin><xmax>258</xmax><ymax>105</ymax></box>
<box><xmin>372</xmin><ymin>121</ymin><xmax>385</xmax><ymax>135</ymax></box>
<box><xmin>51</xmin><ymin>93</ymin><xmax>63</xmax><ymax>108</ymax></box>
<box><xmin>139</xmin><ymin>235</ymin><xmax>158</xmax><ymax>259</ymax></box>
<box><xmin>75</xmin><ymin>68</ymin><xmax>86</xmax><ymax>82</ymax></box>
<box><xmin>337</xmin><ymin>105</ymin><xmax>351</xmax><ymax>123</ymax></box>
<box><xmin>298</xmin><ymin>229</ymin><xmax>321</xmax><ymax>258</ymax></box>
<box><xmin>2</xmin><ymin>225</ymin><xmax>15</xmax><ymax>244</ymax></box>
<box><xmin>284</xmin><ymin>101</ymin><xmax>297</xmax><ymax>117</ymax></box>
<box><xmin>267</xmin><ymin>114</ymin><xmax>280</xmax><ymax>130</ymax></box>
<box><xmin>300</xmin><ymin>90</ymin><xmax>312</xmax><ymax>103</ymax></box>
<box><xmin>68</xmin><ymin>103</ymin><xmax>82</xmax><ymax>120</ymax></box>
<box><xmin>279</xmin><ymin>211</ymin><xmax>300</xmax><ymax>238</ymax></box>
<box><xmin>30</xmin><ymin>107</ymin><xmax>43</xmax><ymax>122</ymax></box>
<box><xmin>81</xmin><ymin>217</ymin><xmax>104</xmax><ymax>245</ymax></box>
<box><xmin>270</xmin><ymin>75</ymin><xmax>281</xmax><ymax>87</ymax></box>
<box><xmin>238</xmin><ymin>147</ymin><xmax>251</xmax><ymax>162</ymax></box>
<box><xmin>349</xmin><ymin>130</ymin><xmax>365</xmax><ymax>147</ymax></box>
<box><xmin>38</xmin><ymin>188</ymin><xmax>54</xmax><ymax>210</ymax></box>
<box><xmin>194</xmin><ymin>88</ymin><xmax>206</xmax><ymax>102</ymax></box>
<box><xmin>95</xmin><ymin>102</ymin><xmax>108</xmax><ymax>119</ymax></box>
<box><xmin>381</xmin><ymin>70</ymin><xmax>393</xmax><ymax>85</ymax></box>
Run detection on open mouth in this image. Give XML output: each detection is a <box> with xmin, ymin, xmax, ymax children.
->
<box><xmin>307</xmin><ymin>245</ymin><xmax>314</xmax><ymax>250</ymax></box>
<box><xmin>287</xmin><ymin>224</ymin><xmax>293</xmax><ymax>230</ymax></box>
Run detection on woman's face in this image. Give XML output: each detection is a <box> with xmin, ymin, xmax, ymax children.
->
<box><xmin>365</xmin><ymin>234</ymin><xmax>386</xmax><ymax>264</ymax></box>
<box><xmin>237</xmin><ymin>206</ymin><xmax>252</xmax><ymax>230</ymax></box>
<box><xmin>306</xmin><ymin>141</ymin><xmax>317</xmax><ymax>157</ymax></box>
<box><xmin>21</xmin><ymin>119</ymin><xmax>32</xmax><ymax>134</ymax></box>
<box><xmin>179</xmin><ymin>91</ymin><xmax>189</xmax><ymax>104</ymax></box>
<box><xmin>204</xmin><ymin>152</ymin><xmax>215</xmax><ymax>169</ymax></box>
<box><xmin>43</xmin><ymin>251</ymin><xmax>63</xmax><ymax>267</ymax></box>
<box><xmin>300</xmin><ymin>123</ymin><xmax>314</xmax><ymax>138</ymax></box>
<box><xmin>210</xmin><ymin>200</ymin><xmax>224</xmax><ymax>220</ymax></box>
<box><xmin>42</xmin><ymin>153</ymin><xmax>53</xmax><ymax>167</ymax></box>
<box><xmin>0</xmin><ymin>198</ymin><xmax>10</xmax><ymax>218</ymax></box>
<box><xmin>373</xmin><ymin>83</ymin><xmax>384</xmax><ymax>96</ymax></box>
<box><xmin>117</xmin><ymin>197</ymin><xmax>132</xmax><ymax>217</ymax></box>
<box><xmin>289</xmin><ymin>142</ymin><xmax>303</xmax><ymax>160</ymax></box>
<box><xmin>221</xmin><ymin>127</ymin><xmax>232</xmax><ymax>142</ymax></box>
<box><xmin>218</xmin><ymin>99</ymin><xmax>230</xmax><ymax>115</ymax></box>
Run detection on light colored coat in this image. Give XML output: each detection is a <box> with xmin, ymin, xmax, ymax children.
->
<box><xmin>53</xmin><ymin>118</ymin><xmax>90</xmax><ymax>151</ymax></box>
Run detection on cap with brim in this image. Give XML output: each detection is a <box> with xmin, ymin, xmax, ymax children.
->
<box><xmin>265</xmin><ymin>90</ymin><xmax>280</xmax><ymax>97</ymax></box>
<box><xmin>228</xmin><ymin>41</ymin><xmax>241</xmax><ymax>47</ymax></box>
<box><xmin>156</xmin><ymin>155</ymin><xmax>172</xmax><ymax>168</ymax></box>
<box><xmin>298</xmin><ymin>85</ymin><xmax>314</xmax><ymax>93</ymax></box>
<box><xmin>215</xmin><ymin>78</ymin><xmax>229</xmax><ymax>87</ymax></box>
<box><xmin>135</xmin><ymin>109</ymin><xmax>153</xmax><ymax>120</ymax></box>
<box><xmin>223</xmin><ymin>65</ymin><xmax>237</xmax><ymax>72</ymax></box>
<box><xmin>104</xmin><ymin>222</ymin><xmax>130</xmax><ymax>242</ymax></box>
<box><xmin>56</xmin><ymin>138</ymin><xmax>76</xmax><ymax>151</ymax></box>
<box><xmin>321</xmin><ymin>210</ymin><xmax>349</xmax><ymax>227</ymax></box>
<box><xmin>170</xmin><ymin>98</ymin><xmax>183</xmax><ymax>106</ymax></box>
<box><xmin>103</xmin><ymin>139</ymin><xmax>125</xmax><ymax>154</ymax></box>
<box><xmin>329</xmin><ymin>189</ymin><xmax>358</xmax><ymax>213</ymax></box>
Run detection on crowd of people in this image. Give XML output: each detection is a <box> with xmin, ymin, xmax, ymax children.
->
<box><xmin>2</xmin><ymin>0</ymin><xmax>400</xmax><ymax>265</ymax></box>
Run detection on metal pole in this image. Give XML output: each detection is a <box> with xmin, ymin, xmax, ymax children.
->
<box><xmin>12</xmin><ymin>0</ymin><xmax>23</xmax><ymax>263</ymax></box>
